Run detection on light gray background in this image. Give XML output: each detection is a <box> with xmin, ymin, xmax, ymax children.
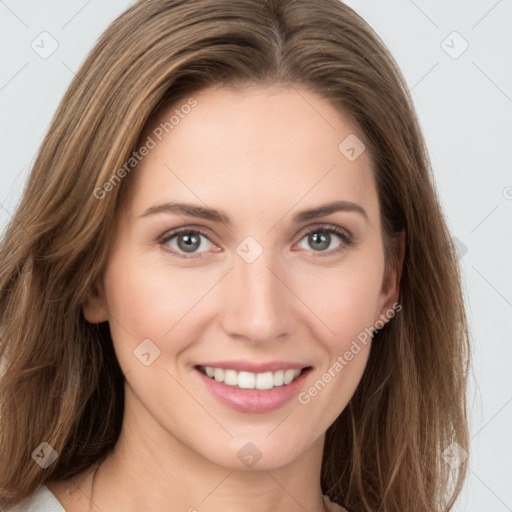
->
<box><xmin>1</xmin><ymin>1</ymin><xmax>511</xmax><ymax>510</ymax></box>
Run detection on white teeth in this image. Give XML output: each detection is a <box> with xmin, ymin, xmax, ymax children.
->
<box><xmin>201</xmin><ymin>366</ymin><xmax>303</xmax><ymax>390</ymax></box>
<box><xmin>224</xmin><ymin>369</ymin><xmax>238</xmax><ymax>386</ymax></box>
<box><xmin>284</xmin><ymin>369</ymin><xmax>297</xmax><ymax>385</ymax></box>
<box><xmin>256</xmin><ymin>371</ymin><xmax>274</xmax><ymax>390</ymax></box>
<box><xmin>238</xmin><ymin>371</ymin><xmax>256</xmax><ymax>389</ymax></box>
<box><xmin>273</xmin><ymin>370</ymin><xmax>284</xmax><ymax>386</ymax></box>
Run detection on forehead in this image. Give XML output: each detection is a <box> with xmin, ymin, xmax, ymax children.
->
<box><xmin>125</xmin><ymin>84</ymin><xmax>379</xmax><ymax>226</ymax></box>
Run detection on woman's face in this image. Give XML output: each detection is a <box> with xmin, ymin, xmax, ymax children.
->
<box><xmin>85</xmin><ymin>84</ymin><xmax>400</xmax><ymax>470</ymax></box>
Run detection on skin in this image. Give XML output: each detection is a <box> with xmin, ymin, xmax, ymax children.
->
<box><xmin>47</xmin><ymin>84</ymin><xmax>403</xmax><ymax>512</ymax></box>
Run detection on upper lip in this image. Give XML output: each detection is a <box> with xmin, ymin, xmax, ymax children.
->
<box><xmin>195</xmin><ymin>360</ymin><xmax>312</xmax><ymax>373</ymax></box>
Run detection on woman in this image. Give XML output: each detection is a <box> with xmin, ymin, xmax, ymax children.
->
<box><xmin>0</xmin><ymin>0</ymin><xmax>470</xmax><ymax>510</ymax></box>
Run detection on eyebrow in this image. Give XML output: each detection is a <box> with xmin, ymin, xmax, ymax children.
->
<box><xmin>139</xmin><ymin>200</ymin><xmax>369</xmax><ymax>225</ymax></box>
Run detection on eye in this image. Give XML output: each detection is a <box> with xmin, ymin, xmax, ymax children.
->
<box><xmin>159</xmin><ymin>228</ymin><xmax>217</xmax><ymax>259</ymax></box>
<box><xmin>296</xmin><ymin>224</ymin><xmax>353</xmax><ymax>256</ymax></box>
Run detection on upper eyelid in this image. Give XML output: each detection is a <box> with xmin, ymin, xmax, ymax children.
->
<box><xmin>159</xmin><ymin>225</ymin><xmax>216</xmax><ymax>244</ymax></box>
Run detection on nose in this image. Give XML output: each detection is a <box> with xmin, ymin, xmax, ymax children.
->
<box><xmin>219</xmin><ymin>249</ymin><xmax>293</xmax><ymax>345</ymax></box>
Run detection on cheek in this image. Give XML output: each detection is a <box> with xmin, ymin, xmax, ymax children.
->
<box><xmin>292</xmin><ymin>253</ymin><xmax>386</xmax><ymax>342</ymax></box>
<box><xmin>291</xmin><ymin>263</ymin><xmax>381</xmax><ymax>426</ymax></box>
<box><xmin>102</xmin><ymin>252</ymin><xmax>222</xmax><ymax>366</ymax></box>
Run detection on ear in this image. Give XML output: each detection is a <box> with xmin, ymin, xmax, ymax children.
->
<box><xmin>82</xmin><ymin>278</ymin><xmax>109</xmax><ymax>324</ymax></box>
<box><xmin>377</xmin><ymin>230</ymin><xmax>405</xmax><ymax>317</ymax></box>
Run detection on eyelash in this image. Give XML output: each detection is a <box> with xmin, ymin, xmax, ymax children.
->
<box><xmin>158</xmin><ymin>224</ymin><xmax>354</xmax><ymax>260</ymax></box>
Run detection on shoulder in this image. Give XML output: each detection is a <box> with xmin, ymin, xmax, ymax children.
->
<box><xmin>0</xmin><ymin>485</ymin><xmax>65</xmax><ymax>512</ymax></box>
<box><xmin>323</xmin><ymin>494</ymin><xmax>350</xmax><ymax>512</ymax></box>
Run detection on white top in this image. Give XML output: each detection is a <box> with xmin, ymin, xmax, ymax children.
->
<box><xmin>1</xmin><ymin>485</ymin><xmax>348</xmax><ymax>511</ymax></box>
<box><xmin>1</xmin><ymin>486</ymin><xmax>64</xmax><ymax>512</ymax></box>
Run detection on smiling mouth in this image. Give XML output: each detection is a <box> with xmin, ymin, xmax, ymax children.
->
<box><xmin>195</xmin><ymin>365</ymin><xmax>312</xmax><ymax>391</ymax></box>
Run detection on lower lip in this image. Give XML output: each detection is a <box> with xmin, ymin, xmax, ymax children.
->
<box><xmin>195</xmin><ymin>367</ymin><xmax>311</xmax><ymax>413</ymax></box>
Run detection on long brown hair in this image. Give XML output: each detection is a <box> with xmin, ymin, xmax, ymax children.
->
<box><xmin>0</xmin><ymin>1</ymin><xmax>470</xmax><ymax>510</ymax></box>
